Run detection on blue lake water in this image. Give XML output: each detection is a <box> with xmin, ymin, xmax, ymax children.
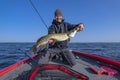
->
<box><xmin>0</xmin><ymin>43</ymin><xmax>120</xmax><ymax>70</ymax></box>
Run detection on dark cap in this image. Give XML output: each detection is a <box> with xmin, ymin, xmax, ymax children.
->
<box><xmin>54</xmin><ymin>9</ymin><xmax>63</xmax><ymax>16</ymax></box>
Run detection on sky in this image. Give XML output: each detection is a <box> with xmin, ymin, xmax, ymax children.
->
<box><xmin>0</xmin><ymin>0</ymin><xmax>120</xmax><ymax>42</ymax></box>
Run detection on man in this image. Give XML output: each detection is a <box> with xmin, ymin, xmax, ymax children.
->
<box><xmin>38</xmin><ymin>9</ymin><xmax>84</xmax><ymax>66</ymax></box>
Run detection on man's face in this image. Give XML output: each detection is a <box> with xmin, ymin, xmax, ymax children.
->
<box><xmin>55</xmin><ymin>15</ymin><xmax>63</xmax><ymax>23</ymax></box>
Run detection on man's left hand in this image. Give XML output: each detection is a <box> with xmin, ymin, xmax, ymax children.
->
<box><xmin>76</xmin><ymin>23</ymin><xmax>84</xmax><ymax>31</ymax></box>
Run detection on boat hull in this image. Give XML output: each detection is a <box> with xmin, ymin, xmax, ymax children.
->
<box><xmin>0</xmin><ymin>50</ymin><xmax>120</xmax><ymax>80</ymax></box>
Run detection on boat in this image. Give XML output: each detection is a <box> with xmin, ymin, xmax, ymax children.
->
<box><xmin>0</xmin><ymin>50</ymin><xmax>120</xmax><ymax>80</ymax></box>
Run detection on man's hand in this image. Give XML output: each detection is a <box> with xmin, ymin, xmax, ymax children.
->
<box><xmin>48</xmin><ymin>39</ymin><xmax>56</xmax><ymax>45</ymax></box>
<box><xmin>77</xmin><ymin>23</ymin><xmax>84</xmax><ymax>31</ymax></box>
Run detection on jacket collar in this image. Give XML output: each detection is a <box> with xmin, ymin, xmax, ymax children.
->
<box><xmin>52</xmin><ymin>19</ymin><xmax>64</xmax><ymax>25</ymax></box>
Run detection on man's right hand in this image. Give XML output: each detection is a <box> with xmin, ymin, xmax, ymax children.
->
<box><xmin>48</xmin><ymin>39</ymin><xmax>56</xmax><ymax>45</ymax></box>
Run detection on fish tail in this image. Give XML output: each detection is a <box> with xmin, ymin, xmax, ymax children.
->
<box><xmin>30</xmin><ymin>45</ymin><xmax>37</xmax><ymax>54</ymax></box>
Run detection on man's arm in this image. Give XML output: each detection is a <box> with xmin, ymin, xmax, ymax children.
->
<box><xmin>66</xmin><ymin>22</ymin><xmax>84</xmax><ymax>31</ymax></box>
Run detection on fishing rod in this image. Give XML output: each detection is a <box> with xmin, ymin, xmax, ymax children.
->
<box><xmin>28</xmin><ymin>0</ymin><xmax>48</xmax><ymax>29</ymax></box>
<box><xmin>18</xmin><ymin>49</ymin><xmax>38</xmax><ymax>64</ymax></box>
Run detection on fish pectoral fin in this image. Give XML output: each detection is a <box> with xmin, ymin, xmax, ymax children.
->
<box><xmin>41</xmin><ymin>45</ymin><xmax>46</xmax><ymax>50</ymax></box>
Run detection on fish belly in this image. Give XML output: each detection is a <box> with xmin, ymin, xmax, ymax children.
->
<box><xmin>51</xmin><ymin>34</ymin><xmax>69</xmax><ymax>41</ymax></box>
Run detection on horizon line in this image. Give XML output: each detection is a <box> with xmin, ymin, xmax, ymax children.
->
<box><xmin>0</xmin><ymin>41</ymin><xmax>120</xmax><ymax>43</ymax></box>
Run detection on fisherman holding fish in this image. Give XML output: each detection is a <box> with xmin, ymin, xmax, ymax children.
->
<box><xmin>30</xmin><ymin>9</ymin><xmax>84</xmax><ymax>66</ymax></box>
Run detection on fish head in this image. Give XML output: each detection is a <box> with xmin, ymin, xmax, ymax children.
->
<box><xmin>67</xmin><ymin>29</ymin><xmax>77</xmax><ymax>38</ymax></box>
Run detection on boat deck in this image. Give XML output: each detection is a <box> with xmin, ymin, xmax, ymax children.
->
<box><xmin>49</xmin><ymin>53</ymin><xmax>120</xmax><ymax>80</ymax></box>
<box><xmin>73</xmin><ymin>55</ymin><xmax>119</xmax><ymax>80</ymax></box>
<box><xmin>33</xmin><ymin>68</ymin><xmax>82</xmax><ymax>80</ymax></box>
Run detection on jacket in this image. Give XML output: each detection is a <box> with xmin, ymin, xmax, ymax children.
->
<box><xmin>48</xmin><ymin>20</ymin><xmax>79</xmax><ymax>49</ymax></box>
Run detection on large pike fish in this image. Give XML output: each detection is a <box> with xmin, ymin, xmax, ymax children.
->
<box><xmin>30</xmin><ymin>28</ymin><xmax>78</xmax><ymax>54</ymax></box>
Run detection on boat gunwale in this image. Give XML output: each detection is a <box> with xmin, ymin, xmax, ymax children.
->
<box><xmin>72</xmin><ymin>50</ymin><xmax>120</xmax><ymax>68</ymax></box>
<box><xmin>0</xmin><ymin>54</ymin><xmax>40</xmax><ymax>76</ymax></box>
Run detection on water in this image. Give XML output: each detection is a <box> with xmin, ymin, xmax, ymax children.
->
<box><xmin>0</xmin><ymin>42</ymin><xmax>120</xmax><ymax>70</ymax></box>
